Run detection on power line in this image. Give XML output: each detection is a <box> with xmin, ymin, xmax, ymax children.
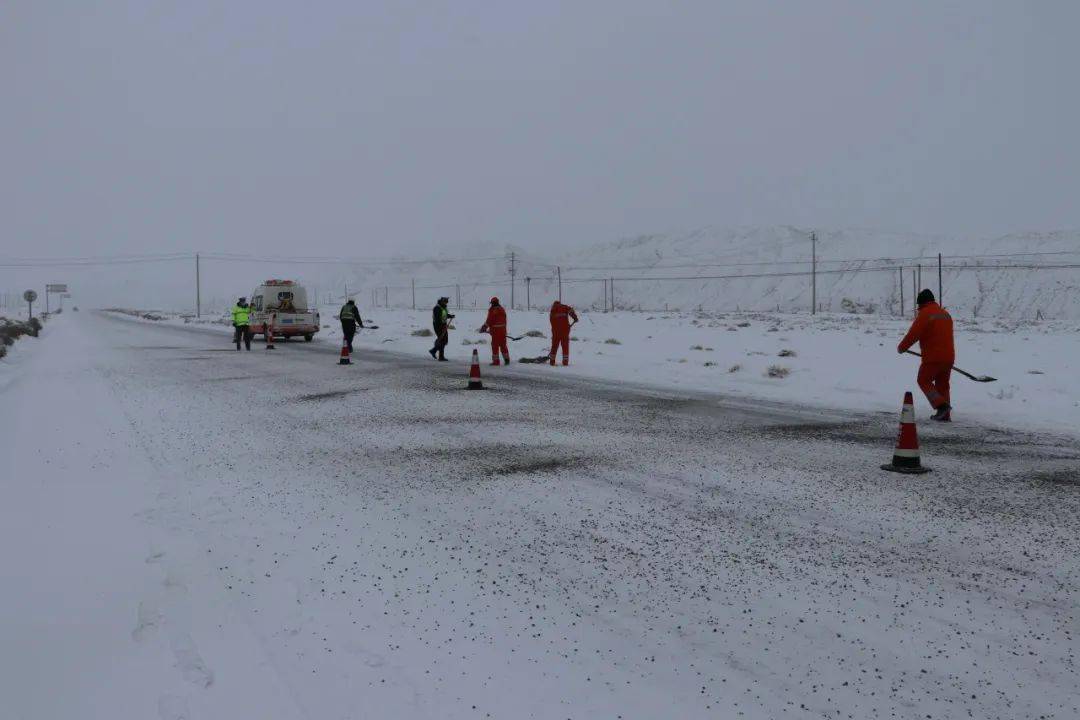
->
<box><xmin>200</xmin><ymin>252</ymin><xmax>513</xmax><ymax>267</ymax></box>
<box><xmin>560</xmin><ymin>249</ymin><xmax>1080</xmax><ymax>273</ymax></box>
<box><xmin>0</xmin><ymin>253</ymin><xmax>193</xmax><ymax>268</ymax></box>
<box><xmin>559</xmin><ymin>262</ymin><xmax>1080</xmax><ymax>285</ymax></box>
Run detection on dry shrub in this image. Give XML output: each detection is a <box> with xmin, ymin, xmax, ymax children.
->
<box><xmin>766</xmin><ymin>365</ymin><xmax>790</xmax><ymax>378</ymax></box>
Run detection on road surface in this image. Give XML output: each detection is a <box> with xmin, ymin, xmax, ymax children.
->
<box><xmin>2</xmin><ymin>312</ymin><xmax>1078</xmax><ymax>719</ymax></box>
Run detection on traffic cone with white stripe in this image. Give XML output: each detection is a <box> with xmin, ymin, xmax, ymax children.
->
<box><xmin>881</xmin><ymin>391</ymin><xmax>931</xmax><ymax>474</ymax></box>
<box><xmin>467</xmin><ymin>349</ymin><xmax>483</xmax><ymax>390</ymax></box>
<box><xmin>338</xmin><ymin>335</ymin><xmax>351</xmax><ymax>365</ymax></box>
<box><xmin>265</xmin><ymin>319</ymin><xmax>276</xmax><ymax>350</ymax></box>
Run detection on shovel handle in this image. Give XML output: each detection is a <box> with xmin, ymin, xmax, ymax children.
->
<box><xmin>904</xmin><ymin>350</ymin><xmax>988</xmax><ymax>382</ymax></box>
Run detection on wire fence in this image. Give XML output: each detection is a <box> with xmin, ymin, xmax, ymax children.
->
<box><xmin>3</xmin><ymin>248</ymin><xmax>1080</xmax><ymax>320</ymax></box>
<box><xmin>356</xmin><ymin>258</ymin><xmax>1080</xmax><ymax>321</ymax></box>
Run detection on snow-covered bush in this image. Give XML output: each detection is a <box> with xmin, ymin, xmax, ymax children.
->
<box><xmin>766</xmin><ymin>365</ymin><xmax>790</xmax><ymax>378</ymax></box>
<box><xmin>778</xmin><ymin>349</ymin><xmax>797</xmax><ymax>357</ymax></box>
<box><xmin>411</xmin><ymin>328</ymin><xmax>433</xmax><ymax>337</ymax></box>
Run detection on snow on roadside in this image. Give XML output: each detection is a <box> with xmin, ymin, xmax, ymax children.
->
<box><xmin>344</xmin><ymin>306</ymin><xmax>1080</xmax><ymax>438</ymax></box>
<box><xmin>102</xmin><ymin>305</ymin><xmax>1080</xmax><ymax>438</ymax></box>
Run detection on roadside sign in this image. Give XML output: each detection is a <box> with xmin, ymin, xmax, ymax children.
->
<box><xmin>46</xmin><ymin>284</ymin><xmax>67</xmax><ymax>293</ymax></box>
<box><xmin>24</xmin><ymin>289</ymin><xmax>37</xmax><ymax>320</ymax></box>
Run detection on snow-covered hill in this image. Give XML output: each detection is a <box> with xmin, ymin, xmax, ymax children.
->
<box><xmin>551</xmin><ymin>226</ymin><xmax>1080</xmax><ymax>319</ymax></box>
<box><xmin>321</xmin><ymin>226</ymin><xmax>1079</xmax><ymax>320</ymax></box>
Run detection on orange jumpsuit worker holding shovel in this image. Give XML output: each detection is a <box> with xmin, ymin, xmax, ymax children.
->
<box><xmin>898</xmin><ymin>289</ymin><xmax>955</xmax><ymax>421</ymax></box>
<box><xmin>549</xmin><ymin>300</ymin><xmax>578</xmax><ymax>366</ymax></box>
<box><xmin>480</xmin><ymin>297</ymin><xmax>511</xmax><ymax>366</ymax></box>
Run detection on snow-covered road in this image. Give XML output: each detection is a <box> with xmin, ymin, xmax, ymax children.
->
<box><xmin>2</xmin><ymin>312</ymin><xmax>1078</xmax><ymax>719</ymax></box>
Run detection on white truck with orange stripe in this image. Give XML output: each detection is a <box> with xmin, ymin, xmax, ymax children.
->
<box><xmin>249</xmin><ymin>280</ymin><xmax>320</xmax><ymax>342</ymax></box>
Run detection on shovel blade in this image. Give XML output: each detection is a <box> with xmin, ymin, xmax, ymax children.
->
<box><xmin>976</xmin><ymin>376</ymin><xmax>997</xmax><ymax>383</ymax></box>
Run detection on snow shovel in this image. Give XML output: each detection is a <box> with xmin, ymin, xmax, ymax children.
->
<box><xmin>479</xmin><ymin>328</ymin><xmax>527</xmax><ymax>341</ymax></box>
<box><xmin>905</xmin><ymin>350</ymin><xmax>997</xmax><ymax>382</ymax></box>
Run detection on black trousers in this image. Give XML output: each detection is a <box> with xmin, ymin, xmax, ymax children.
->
<box><xmin>432</xmin><ymin>328</ymin><xmax>448</xmax><ymax>358</ymax></box>
<box><xmin>341</xmin><ymin>320</ymin><xmax>357</xmax><ymax>351</ymax></box>
<box><xmin>233</xmin><ymin>324</ymin><xmax>251</xmax><ymax>350</ymax></box>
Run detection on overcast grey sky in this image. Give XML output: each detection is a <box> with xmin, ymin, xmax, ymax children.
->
<box><xmin>2</xmin><ymin>0</ymin><xmax>1078</xmax><ymax>266</ymax></box>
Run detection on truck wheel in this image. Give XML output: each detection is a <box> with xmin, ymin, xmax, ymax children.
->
<box><xmin>304</xmin><ymin>334</ymin><xmax>313</xmax><ymax>342</ymax></box>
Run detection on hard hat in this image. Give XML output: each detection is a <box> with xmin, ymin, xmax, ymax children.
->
<box><xmin>490</xmin><ymin>296</ymin><xmax>499</xmax><ymax>304</ymax></box>
<box><xmin>239</xmin><ymin>296</ymin><xmax>246</xmax><ymax>302</ymax></box>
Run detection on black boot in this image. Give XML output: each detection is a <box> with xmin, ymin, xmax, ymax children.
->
<box><xmin>429</xmin><ymin>348</ymin><xmax>438</xmax><ymax>359</ymax></box>
<box><xmin>931</xmin><ymin>404</ymin><xmax>952</xmax><ymax>422</ymax></box>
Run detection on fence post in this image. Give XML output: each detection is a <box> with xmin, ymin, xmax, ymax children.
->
<box><xmin>938</xmin><ymin>253</ymin><xmax>943</xmax><ymax>305</ymax></box>
<box><xmin>412</xmin><ymin>279</ymin><xmax>415</xmax><ymax>310</ymax></box>
<box><xmin>557</xmin><ymin>267</ymin><xmax>562</xmax><ymax>302</ymax></box>
<box><xmin>610</xmin><ymin>277</ymin><xmax>615</xmax><ymax>311</ymax></box>
<box><xmin>195</xmin><ymin>253</ymin><xmax>201</xmax><ymax>318</ymax></box>
<box><xmin>603</xmin><ymin>279</ymin><xmax>608</xmax><ymax>312</ymax></box>
<box><xmin>899</xmin><ymin>267</ymin><xmax>904</xmax><ymax>316</ymax></box>
<box><xmin>811</xmin><ymin>231</ymin><xmax>816</xmax><ymax>315</ymax></box>
<box><xmin>525</xmin><ymin>277</ymin><xmax>531</xmax><ymax>310</ymax></box>
<box><xmin>912</xmin><ymin>268</ymin><xmax>917</xmax><ymax>313</ymax></box>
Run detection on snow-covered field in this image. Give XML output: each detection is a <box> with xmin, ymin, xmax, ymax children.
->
<box><xmin>2</xmin><ymin>311</ymin><xmax>1078</xmax><ymax>719</ymax></box>
<box><xmin>168</xmin><ymin>304</ymin><xmax>1080</xmax><ymax>438</ymax></box>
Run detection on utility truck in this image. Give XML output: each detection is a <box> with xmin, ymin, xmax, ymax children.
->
<box><xmin>249</xmin><ymin>280</ymin><xmax>320</xmax><ymax>342</ymax></box>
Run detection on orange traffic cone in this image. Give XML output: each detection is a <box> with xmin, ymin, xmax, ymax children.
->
<box><xmin>339</xmin><ymin>335</ymin><xmax>351</xmax><ymax>365</ymax></box>
<box><xmin>467</xmin><ymin>349</ymin><xmax>483</xmax><ymax>390</ymax></box>
<box><xmin>265</xmin><ymin>321</ymin><xmax>276</xmax><ymax>350</ymax></box>
<box><xmin>881</xmin><ymin>391</ymin><xmax>931</xmax><ymax>474</ymax></box>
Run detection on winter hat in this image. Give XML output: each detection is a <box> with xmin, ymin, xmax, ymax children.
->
<box><xmin>916</xmin><ymin>289</ymin><xmax>935</xmax><ymax>306</ymax></box>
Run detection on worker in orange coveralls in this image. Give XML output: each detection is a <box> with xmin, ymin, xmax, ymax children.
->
<box><xmin>898</xmin><ymin>289</ymin><xmax>955</xmax><ymax>421</ymax></box>
<box><xmin>549</xmin><ymin>300</ymin><xmax>578</xmax><ymax>366</ymax></box>
<box><xmin>480</xmin><ymin>297</ymin><xmax>511</xmax><ymax>366</ymax></box>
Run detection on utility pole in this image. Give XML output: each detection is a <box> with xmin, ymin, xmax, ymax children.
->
<box><xmin>610</xmin><ymin>277</ymin><xmax>614</xmax><ymax>311</ymax></box>
<box><xmin>195</xmin><ymin>252</ymin><xmax>201</xmax><ymax>318</ymax></box>
<box><xmin>384</xmin><ymin>286</ymin><xmax>388</xmax><ymax>309</ymax></box>
<box><xmin>525</xmin><ymin>277</ymin><xmax>531</xmax><ymax>310</ymax></box>
<box><xmin>344</xmin><ymin>279</ymin><xmax>349</xmax><ymax>302</ymax></box>
<box><xmin>455</xmin><ymin>284</ymin><xmax>461</xmax><ymax>310</ymax></box>
<box><xmin>899</xmin><ymin>267</ymin><xmax>904</xmax><ymax>316</ymax></box>
<box><xmin>557</xmin><ymin>266</ymin><xmax>562</xmax><ymax>302</ymax></box>
<box><xmin>811</xmin><ymin>232</ymin><xmax>816</xmax><ymax>315</ymax></box>
<box><xmin>411</xmin><ymin>279</ymin><xmax>416</xmax><ymax>310</ymax></box>
<box><xmin>938</xmin><ymin>253</ymin><xmax>943</xmax><ymax>305</ymax></box>
<box><xmin>917</xmin><ymin>264</ymin><xmax>922</xmax><ymax>294</ymax></box>
<box><xmin>912</xmin><ymin>268</ymin><xmax>917</xmax><ymax>314</ymax></box>
<box><xmin>508</xmin><ymin>252</ymin><xmax>516</xmax><ymax>309</ymax></box>
<box><xmin>603</xmin><ymin>279</ymin><xmax>608</xmax><ymax>312</ymax></box>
